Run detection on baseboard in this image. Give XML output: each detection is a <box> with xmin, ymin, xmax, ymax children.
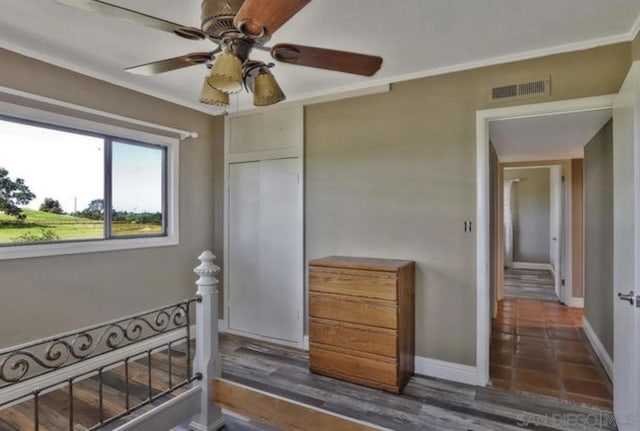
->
<box><xmin>414</xmin><ymin>356</ymin><xmax>478</xmax><ymax>386</ymax></box>
<box><xmin>582</xmin><ymin>316</ymin><xmax>613</xmax><ymax>380</ymax></box>
<box><xmin>511</xmin><ymin>262</ymin><xmax>554</xmax><ymax>271</ymax></box>
<box><xmin>303</xmin><ymin>335</ymin><xmax>309</xmax><ymax>351</ymax></box>
<box><xmin>114</xmin><ymin>386</ymin><xmax>201</xmax><ymax>431</ymax></box>
<box><xmin>221</xmin><ymin>327</ymin><xmax>305</xmax><ymax>349</ymax></box>
<box><xmin>566</xmin><ymin>297</ymin><xmax>584</xmax><ymax>308</ymax></box>
<box><xmin>218</xmin><ymin>319</ymin><xmax>227</xmax><ymax>333</ymax></box>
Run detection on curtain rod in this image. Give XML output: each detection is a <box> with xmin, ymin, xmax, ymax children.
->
<box><xmin>0</xmin><ymin>85</ymin><xmax>199</xmax><ymax>140</ymax></box>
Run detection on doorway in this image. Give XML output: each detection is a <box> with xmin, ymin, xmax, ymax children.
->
<box><xmin>502</xmin><ymin>165</ymin><xmax>564</xmax><ymax>303</ymax></box>
<box><xmin>492</xmin><ymin>162</ymin><xmax>612</xmax><ymax>408</ymax></box>
<box><xmin>476</xmin><ymin>96</ymin><xmax>618</xmax><ymax>408</ymax></box>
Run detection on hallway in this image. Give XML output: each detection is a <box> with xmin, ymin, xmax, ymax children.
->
<box><xmin>490</xmin><ymin>297</ymin><xmax>613</xmax><ymax>409</ymax></box>
<box><xmin>504</xmin><ymin>268</ymin><xmax>558</xmax><ymax>302</ymax></box>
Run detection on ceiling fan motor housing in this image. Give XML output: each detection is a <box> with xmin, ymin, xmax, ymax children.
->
<box><xmin>201</xmin><ymin>0</ymin><xmax>244</xmax><ymax>40</ymax></box>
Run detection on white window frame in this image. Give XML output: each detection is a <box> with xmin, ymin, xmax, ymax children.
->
<box><xmin>0</xmin><ymin>98</ymin><xmax>183</xmax><ymax>261</ymax></box>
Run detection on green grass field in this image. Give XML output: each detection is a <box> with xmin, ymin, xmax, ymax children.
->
<box><xmin>0</xmin><ymin>209</ymin><xmax>162</xmax><ymax>244</ymax></box>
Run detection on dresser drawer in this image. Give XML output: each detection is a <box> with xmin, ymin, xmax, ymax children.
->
<box><xmin>309</xmin><ymin>293</ymin><xmax>398</xmax><ymax>330</ymax></box>
<box><xmin>309</xmin><ymin>319</ymin><xmax>397</xmax><ymax>358</ymax></box>
<box><xmin>309</xmin><ymin>268</ymin><xmax>397</xmax><ymax>301</ymax></box>
<box><xmin>310</xmin><ymin>344</ymin><xmax>398</xmax><ymax>387</ymax></box>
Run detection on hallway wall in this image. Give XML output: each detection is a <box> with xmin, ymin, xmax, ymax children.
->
<box><xmin>571</xmin><ymin>159</ymin><xmax>584</xmax><ymax>299</ymax></box>
<box><xmin>584</xmin><ymin>119</ymin><xmax>614</xmax><ymax>359</ymax></box>
<box><xmin>504</xmin><ymin>168</ymin><xmax>551</xmax><ymax>264</ymax></box>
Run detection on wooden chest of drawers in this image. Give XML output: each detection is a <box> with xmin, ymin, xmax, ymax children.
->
<box><xmin>308</xmin><ymin>256</ymin><xmax>415</xmax><ymax>393</ymax></box>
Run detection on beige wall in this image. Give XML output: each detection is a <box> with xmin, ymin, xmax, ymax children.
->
<box><xmin>571</xmin><ymin>159</ymin><xmax>584</xmax><ymax>298</ymax></box>
<box><xmin>305</xmin><ymin>42</ymin><xmax>630</xmax><ymax>365</ymax></box>
<box><xmin>633</xmin><ymin>31</ymin><xmax>640</xmax><ymax>61</ymax></box>
<box><xmin>584</xmin><ymin>120</ymin><xmax>614</xmax><ymax>358</ymax></box>
<box><xmin>504</xmin><ymin>168</ymin><xmax>551</xmax><ymax>264</ymax></box>
<box><xmin>0</xmin><ymin>39</ymin><xmax>632</xmax><ymax>364</ymax></box>
<box><xmin>0</xmin><ymin>48</ymin><xmax>224</xmax><ymax>347</ymax></box>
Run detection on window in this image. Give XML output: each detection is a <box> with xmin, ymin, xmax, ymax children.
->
<box><xmin>0</xmin><ymin>103</ymin><xmax>180</xmax><ymax>260</ymax></box>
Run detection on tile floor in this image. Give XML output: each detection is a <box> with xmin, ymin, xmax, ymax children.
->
<box><xmin>490</xmin><ymin>297</ymin><xmax>613</xmax><ymax>409</ymax></box>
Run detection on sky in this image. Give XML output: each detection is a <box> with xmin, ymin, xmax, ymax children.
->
<box><xmin>0</xmin><ymin>118</ymin><xmax>162</xmax><ymax>214</ymax></box>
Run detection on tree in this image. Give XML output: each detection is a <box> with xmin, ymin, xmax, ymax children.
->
<box><xmin>0</xmin><ymin>167</ymin><xmax>35</xmax><ymax>221</ymax></box>
<box><xmin>80</xmin><ymin>198</ymin><xmax>104</xmax><ymax>220</ymax></box>
<box><xmin>39</xmin><ymin>197</ymin><xmax>64</xmax><ymax>214</ymax></box>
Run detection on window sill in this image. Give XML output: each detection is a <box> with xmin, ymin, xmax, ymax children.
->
<box><xmin>0</xmin><ymin>236</ymin><xmax>179</xmax><ymax>261</ymax></box>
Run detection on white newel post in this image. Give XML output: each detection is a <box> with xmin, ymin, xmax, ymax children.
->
<box><xmin>190</xmin><ymin>251</ymin><xmax>225</xmax><ymax>431</ymax></box>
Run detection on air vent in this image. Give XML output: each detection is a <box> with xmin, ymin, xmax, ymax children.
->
<box><xmin>492</xmin><ymin>85</ymin><xmax>518</xmax><ymax>100</ymax></box>
<box><xmin>490</xmin><ymin>76</ymin><xmax>551</xmax><ymax>102</ymax></box>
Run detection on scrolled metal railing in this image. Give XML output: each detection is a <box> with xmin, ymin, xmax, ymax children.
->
<box><xmin>0</xmin><ymin>299</ymin><xmax>195</xmax><ymax>389</ymax></box>
<box><xmin>0</xmin><ymin>336</ymin><xmax>200</xmax><ymax>431</ymax></box>
<box><xmin>0</xmin><ymin>249</ymin><xmax>225</xmax><ymax>431</ymax></box>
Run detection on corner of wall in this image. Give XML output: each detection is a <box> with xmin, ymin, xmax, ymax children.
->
<box><xmin>632</xmin><ymin>22</ymin><xmax>640</xmax><ymax>62</ymax></box>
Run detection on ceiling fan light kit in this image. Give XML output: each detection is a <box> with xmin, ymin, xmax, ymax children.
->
<box><xmin>253</xmin><ymin>70</ymin><xmax>286</xmax><ymax>106</ymax></box>
<box><xmin>199</xmin><ymin>78</ymin><xmax>230</xmax><ymax>106</ymax></box>
<box><xmin>208</xmin><ymin>51</ymin><xmax>244</xmax><ymax>94</ymax></box>
<box><xmin>56</xmin><ymin>0</ymin><xmax>383</xmax><ymax>108</ymax></box>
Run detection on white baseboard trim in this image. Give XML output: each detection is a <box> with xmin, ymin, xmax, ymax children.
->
<box><xmin>511</xmin><ymin>262</ymin><xmax>554</xmax><ymax>271</ymax></box>
<box><xmin>220</xmin><ymin>327</ymin><xmax>305</xmax><ymax>349</ymax></box>
<box><xmin>218</xmin><ymin>319</ymin><xmax>227</xmax><ymax>333</ymax></box>
<box><xmin>114</xmin><ymin>386</ymin><xmax>201</xmax><ymax>431</ymax></box>
<box><xmin>303</xmin><ymin>335</ymin><xmax>309</xmax><ymax>351</ymax></box>
<box><xmin>414</xmin><ymin>356</ymin><xmax>479</xmax><ymax>386</ymax></box>
<box><xmin>566</xmin><ymin>297</ymin><xmax>584</xmax><ymax>308</ymax></box>
<box><xmin>582</xmin><ymin>316</ymin><xmax>613</xmax><ymax>380</ymax></box>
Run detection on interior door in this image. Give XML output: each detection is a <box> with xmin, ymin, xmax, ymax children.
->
<box><xmin>613</xmin><ymin>61</ymin><xmax>640</xmax><ymax>430</ymax></box>
<box><xmin>228</xmin><ymin>158</ymin><xmax>303</xmax><ymax>344</ymax></box>
<box><xmin>549</xmin><ymin>166</ymin><xmax>563</xmax><ymax>301</ymax></box>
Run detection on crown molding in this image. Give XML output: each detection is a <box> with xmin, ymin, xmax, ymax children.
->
<box><xmin>0</xmin><ymin>39</ymin><xmax>219</xmax><ymax>116</ymax></box>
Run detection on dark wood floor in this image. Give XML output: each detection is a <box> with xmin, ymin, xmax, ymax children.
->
<box><xmin>504</xmin><ymin>268</ymin><xmax>559</xmax><ymax>302</ymax></box>
<box><xmin>1</xmin><ymin>333</ymin><xmax>617</xmax><ymax>431</ymax></box>
<box><xmin>0</xmin><ymin>343</ymin><xmax>269</xmax><ymax>431</ymax></box>
<box><xmin>219</xmin><ymin>333</ymin><xmax>616</xmax><ymax>431</ymax></box>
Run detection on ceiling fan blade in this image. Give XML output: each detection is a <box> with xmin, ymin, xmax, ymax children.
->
<box><xmin>125</xmin><ymin>52</ymin><xmax>213</xmax><ymax>76</ymax></box>
<box><xmin>233</xmin><ymin>0</ymin><xmax>310</xmax><ymax>38</ymax></box>
<box><xmin>271</xmin><ymin>44</ymin><xmax>383</xmax><ymax>77</ymax></box>
<box><xmin>55</xmin><ymin>0</ymin><xmax>207</xmax><ymax>40</ymax></box>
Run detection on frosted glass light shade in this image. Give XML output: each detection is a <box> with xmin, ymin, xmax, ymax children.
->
<box><xmin>207</xmin><ymin>52</ymin><xmax>243</xmax><ymax>94</ymax></box>
<box><xmin>253</xmin><ymin>71</ymin><xmax>285</xmax><ymax>106</ymax></box>
<box><xmin>199</xmin><ymin>78</ymin><xmax>230</xmax><ymax>106</ymax></box>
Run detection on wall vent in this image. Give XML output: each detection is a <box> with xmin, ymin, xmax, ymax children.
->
<box><xmin>490</xmin><ymin>76</ymin><xmax>551</xmax><ymax>102</ymax></box>
<box><xmin>492</xmin><ymin>85</ymin><xmax>518</xmax><ymax>100</ymax></box>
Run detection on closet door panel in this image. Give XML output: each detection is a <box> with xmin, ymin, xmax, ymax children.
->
<box><xmin>228</xmin><ymin>162</ymin><xmax>262</xmax><ymax>335</ymax></box>
<box><xmin>258</xmin><ymin>158</ymin><xmax>302</xmax><ymax>341</ymax></box>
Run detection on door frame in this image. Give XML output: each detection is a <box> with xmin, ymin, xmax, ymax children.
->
<box><xmin>475</xmin><ymin>94</ymin><xmax>615</xmax><ymax>385</ymax></box>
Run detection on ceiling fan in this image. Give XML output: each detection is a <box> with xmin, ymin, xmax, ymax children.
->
<box><xmin>55</xmin><ymin>0</ymin><xmax>384</xmax><ymax>108</ymax></box>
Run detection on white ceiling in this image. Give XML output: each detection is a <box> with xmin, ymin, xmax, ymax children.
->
<box><xmin>490</xmin><ymin>109</ymin><xmax>613</xmax><ymax>162</ymax></box>
<box><xmin>0</xmin><ymin>1</ymin><xmax>639</xmax><ymax>114</ymax></box>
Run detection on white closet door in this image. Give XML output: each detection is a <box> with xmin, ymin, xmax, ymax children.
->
<box><xmin>228</xmin><ymin>162</ymin><xmax>261</xmax><ymax>336</ymax></box>
<box><xmin>228</xmin><ymin>158</ymin><xmax>302</xmax><ymax>343</ymax></box>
